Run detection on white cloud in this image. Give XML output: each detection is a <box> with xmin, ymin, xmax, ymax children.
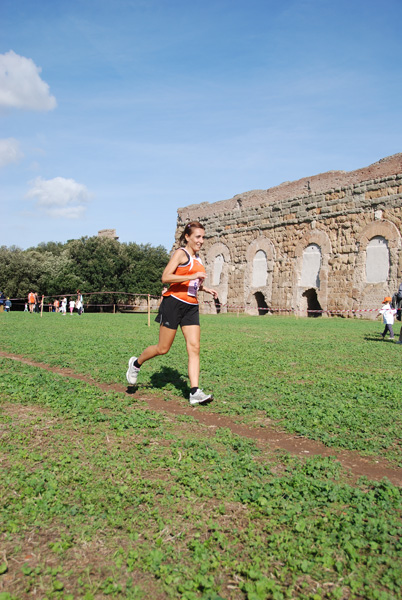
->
<box><xmin>0</xmin><ymin>50</ymin><xmax>57</xmax><ymax>111</ymax></box>
<box><xmin>26</xmin><ymin>176</ymin><xmax>92</xmax><ymax>219</ymax></box>
<box><xmin>0</xmin><ymin>137</ymin><xmax>24</xmax><ymax>167</ymax></box>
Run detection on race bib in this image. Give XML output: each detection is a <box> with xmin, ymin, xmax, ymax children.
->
<box><xmin>188</xmin><ymin>278</ymin><xmax>200</xmax><ymax>298</ymax></box>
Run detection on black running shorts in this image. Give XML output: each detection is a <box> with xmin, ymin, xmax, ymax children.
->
<box><xmin>155</xmin><ymin>295</ymin><xmax>200</xmax><ymax>330</ymax></box>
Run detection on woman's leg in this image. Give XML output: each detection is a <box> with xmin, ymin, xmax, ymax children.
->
<box><xmin>137</xmin><ymin>325</ymin><xmax>177</xmax><ymax>365</ymax></box>
<box><xmin>181</xmin><ymin>325</ymin><xmax>200</xmax><ymax>389</ymax></box>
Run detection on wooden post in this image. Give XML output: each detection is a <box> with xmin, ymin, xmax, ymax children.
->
<box><xmin>147</xmin><ymin>294</ymin><xmax>151</xmax><ymax>327</ymax></box>
<box><xmin>40</xmin><ymin>296</ymin><xmax>44</xmax><ymax>317</ymax></box>
<box><xmin>113</xmin><ymin>304</ymin><xmax>115</xmax><ymax>314</ymax></box>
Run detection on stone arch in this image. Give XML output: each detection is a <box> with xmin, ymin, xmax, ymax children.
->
<box><xmin>293</xmin><ymin>227</ymin><xmax>331</xmax><ymax>316</ymax></box>
<box><xmin>354</xmin><ymin>220</ymin><xmax>401</xmax><ymax>312</ymax></box>
<box><xmin>205</xmin><ymin>242</ymin><xmax>231</xmax><ymax>314</ymax></box>
<box><xmin>245</xmin><ymin>236</ymin><xmax>275</xmax><ymax>315</ymax></box>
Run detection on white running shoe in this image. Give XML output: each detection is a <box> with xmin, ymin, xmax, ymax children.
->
<box><xmin>126</xmin><ymin>356</ymin><xmax>140</xmax><ymax>385</ymax></box>
<box><xmin>189</xmin><ymin>389</ymin><xmax>213</xmax><ymax>405</ymax></box>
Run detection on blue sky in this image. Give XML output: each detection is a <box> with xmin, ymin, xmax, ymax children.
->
<box><xmin>1</xmin><ymin>0</ymin><xmax>401</xmax><ymax>252</ymax></box>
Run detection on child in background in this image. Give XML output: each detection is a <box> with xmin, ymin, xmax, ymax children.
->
<box><xmin>379</xmin><ymin>297</ymin><xmax>397</xmax><ymax>340</ymax></box>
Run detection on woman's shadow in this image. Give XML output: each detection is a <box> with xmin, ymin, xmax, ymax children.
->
<box><xmin>126</xmin><ymin>366</ymin><xmax>190</xmax><ymax>396</ymax></box>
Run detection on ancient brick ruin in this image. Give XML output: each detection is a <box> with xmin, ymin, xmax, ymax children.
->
<box><xmin>175</xmin><ymin>154</ymin><xmax>402</xmax><ymax>317</ymax></box>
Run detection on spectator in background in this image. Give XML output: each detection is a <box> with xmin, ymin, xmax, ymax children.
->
<box><xmin>160</xmin><ymin>286</ymin><xmax>168</xmax><ymax>305</ymax></box>
<box><xmin>34</xmin><ymin>292</ymin><xmax>40</xmax><ymax>313</ymax></box>
<box><xmin>28</xmin><ymin>291</ymin><xmax>35</xmax><ymax>313</ymax></box>
<box><xmin>75</xmin><ymin>296</ymin><xmax>83</xmax><ymax>315</ymax></box>
<box><xmin>0</xmin><ymin>291</ymin><xmax>5</xmax><ymax>313</ymax></box>
<box><xmin>4</xmin><ymin>297</ymin><xmax>12</xmax><ymax>312</ymax></box>
<box><xmin>69</xmin><ymin>298</ymin><xmax>75</xmax><ymax>315</ymax></box>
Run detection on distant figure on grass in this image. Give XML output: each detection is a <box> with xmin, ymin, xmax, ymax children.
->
<box><xmin>4</xmin><ymin>298</ymin><xmax>12</xmax><ymax>312</ymax></box>
<box><xmin>69</xmin><ymin>299</ymin><xmax>75</xmax><ymax>315</ymax></box>
<box><xmin>75</xmin><ymin>296</ymin><xmax>83</xmax><ymax>315</ymax></box>
<box><xmin>379</xmin><ymin>297</ymin><xmax>396</xmax><ymax>341</ymax></box>
<box><xmin>61</xmin><ymin>297</ymin><xmax>67</xmax><ymax>315</ymax></box>
<box><xmin>395</xmin><ymin>285</ymin><xmax>402</xmax><ymax>344</ymax></box>
<box><xmin>28</xmin><ymin>291</ymin><xmax>35</xmax><ymax>313</ymax></box>
<box><xmin>393</xmin><ymin>281</ymin><xmax>402</xmax><ymax>322</ymax></box>
<box><xmin>160</xmin><ymin>286</ymin><xmax>168</xmax><ymax>305</ymax></box>
<box><xmin>126</xmin><ymin>221</ymin><xmax>218</xmax><ymax>405</ymax></box>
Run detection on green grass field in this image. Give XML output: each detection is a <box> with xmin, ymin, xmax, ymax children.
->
<box><xmin>0</xmin><ymin>312</ymin><xmax>401</xmax><ymax>599</ymax></box>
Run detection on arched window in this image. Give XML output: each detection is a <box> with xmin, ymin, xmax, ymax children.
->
<box><xmin>300</xmin><ymin>244</ymin><xmax>321</xmax><ymax>288</ymax></box>
<box><xmin>366</xmin><ymin>236</ymin><xmax>389</xmax><ymax>283</ymax></box>
<box><xmin>213</xmin><ymin>254</ymin><xmax>224</xmax><ymax>286</ymax></box>
<box><xmin>252</xmin><ymin>250</ymin><xmax>267</xmax><ymax>287</ymax></box>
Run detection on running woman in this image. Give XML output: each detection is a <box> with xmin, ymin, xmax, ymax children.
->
<box><xmin>126</xmin><ymin>221</ymin><xmax>218</xmax><ymax>405</ymax></box>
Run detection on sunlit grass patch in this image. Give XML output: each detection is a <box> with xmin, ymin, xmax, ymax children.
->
<box><xmin>1</xmin><ymin>312</ymin><xmax>401</xmax><ymax>465</ymax></box>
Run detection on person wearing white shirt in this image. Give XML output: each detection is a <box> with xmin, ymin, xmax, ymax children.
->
<box><xmin>379</xmin><ymin>297</ymin><xmax>396</xmax><ymax>340</ymax></box>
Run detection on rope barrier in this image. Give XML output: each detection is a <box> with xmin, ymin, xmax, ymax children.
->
<box><xmin>203</xmin><ymin>300</ymin><xmax>383</xmax><ymax>315</ymax></box>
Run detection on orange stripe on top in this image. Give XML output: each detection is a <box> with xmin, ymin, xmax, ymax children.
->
<box><xmin>163</xmin><ymin>248</ymin><xmax>205</xmax><ymax>305</ymax></box>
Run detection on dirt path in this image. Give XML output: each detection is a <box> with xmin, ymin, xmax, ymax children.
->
<box><xmin>1</xmin><ymin>350</ymin><xmax>402</xmax><ymax>487</ymax></box>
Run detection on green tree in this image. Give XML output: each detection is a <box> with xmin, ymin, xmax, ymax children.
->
<box><xmin>122</xmin><ymin>243</ymin><xmax>169</xmax><ymax>296</ymax></box>
<box><xmin>0</xmin><ymin>237</ymin><xmax>169</xmax><ymax>307</ymax></box>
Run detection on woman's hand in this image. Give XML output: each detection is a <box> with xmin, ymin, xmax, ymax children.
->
<box><xmin>202</xmin><ymin>287</ymin><xmax>219</xmax><ymax>299</ymax></box>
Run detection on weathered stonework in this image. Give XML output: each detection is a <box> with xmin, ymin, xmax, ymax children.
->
<box><xmin>175</xmin><ymin>154</ymin><xmax>402</xmax><ymax>317</ymax></box>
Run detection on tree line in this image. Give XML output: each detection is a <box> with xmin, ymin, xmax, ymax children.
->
<box><xmin>0</xmin><ymin>236</ymin><xmax>170</xmax><ymax>306</ymax></box>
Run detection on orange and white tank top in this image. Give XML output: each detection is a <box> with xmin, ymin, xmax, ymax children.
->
<box><xmin>28</xmin><ymin>292</ymin><xmax>35</xmax><ymax>303</ymax></box>
<box><xmin>163</xmin><ymin>248</ymin><xmax>205</xmax><ymax>305</ymax></box>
